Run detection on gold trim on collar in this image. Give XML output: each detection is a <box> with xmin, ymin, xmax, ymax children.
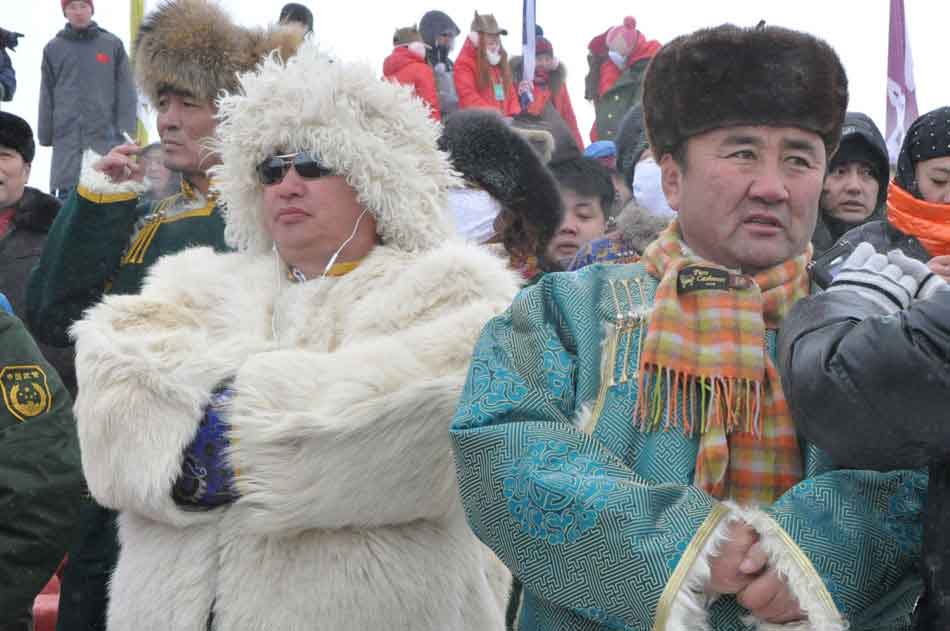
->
<box><xmin>286</xmin><ymin>258</ymin><xmax>364</xmax><ymax>282</ymax></box>
<box><xmin>77</xmin><ymin>184</ymin><xmax>139</xmax><ymax>205</ymax></box>
<box><xmin>120</xmin><ymin>196</ymin><xmax>217</xmax><ymax>266</ymax></box>
<box><xmin>652</xmin><ymin>502</ymin><xmax>729</xmax><ymax>631</ymax></box>
<box><xmin>325</xmin><ymin>259</ymin><xmax>361</xmax><ymax>277</ymax></box>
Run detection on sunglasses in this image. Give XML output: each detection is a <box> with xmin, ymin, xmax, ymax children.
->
<box><xmin>257</xmin><ymin>151</ymin><xmax>333</xmax><ymax>186</ymax></box>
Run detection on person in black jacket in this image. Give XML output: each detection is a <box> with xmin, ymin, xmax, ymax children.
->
<box><xmin>0</xmin><ymin>113</ymin><xmax>71</xmax><ymax>392</ymax></box>
<box><xmin>419</xmin><ymin>10</ymin><xmax>461</xmax><ymax>118</ymax></box>
<box><xmin>779</xmin><ymin>242</ymin><xmax>950</xmax><ymax>630</ymax></box>
<box><xmin>833</xmin><ymin>106</ymin><xmax>950</xmax><ymax>274</ymax></box>
<box><xmin>0</xmin><ymin>48</ymin><xmax>14</xmax><ymax>105</ymax></box>
<box><xmin>811</xmin><ymin>112</ymin><xmax>889</xmax><ymax>254</ymax></box>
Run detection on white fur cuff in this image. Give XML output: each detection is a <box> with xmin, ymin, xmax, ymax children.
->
<box><xmin>658</xmin><ymin>503</ymin><xmax>735</xmax><ymax>630</ymax></box>
<box><xmin>727</xmin><ymin>502</ymin><xmax>846</xmax><ymax>631</ymax></box>
<box><xmin>78</xmin><ymin>149</ymin><xmax>148</xmax><ymax>198</ymax></box>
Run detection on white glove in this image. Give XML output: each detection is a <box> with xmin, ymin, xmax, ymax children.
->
<box><xmin>828</xmin><ymin>242</ymin><xmax>917</xmax><ymax>313</ymax></box>
<box><xmin>887</xmin><ymin>249</ymin><xmax>947</xmax><ymax>300</ymax></box>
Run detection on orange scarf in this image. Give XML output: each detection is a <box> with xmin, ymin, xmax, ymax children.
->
<box><xmin>637</xmin><ymin>222</ymin><xmax>807</xmax><ymax>504</ymax></box>
<box><xmin>887</xmin><ymin>181</ymin><xmax>950</xmax><ymax>258</ymax></box>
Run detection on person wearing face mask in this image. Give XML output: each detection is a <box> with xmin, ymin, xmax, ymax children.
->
<box><xmin>834</xmin><ymin>106</ymin><xmax>950</xmax><ymax>280</ymax></box>
<box><xmin>510</xmin><ymin>33</ymin><xmax>584</xmax><ymax>152</ymax></box>
<box><xmin>453</xmin><ymin>12</ymin><xmax>519</xmax><ymax>117</ymax></box>
<box><xmin>810</xmin><ymin>112</ymin><xmax>889</xmax><ymax>255</ymax></box>
<box><xmin>439</xmin><ymin>109</ymin><xmax>563</xmax><ymax>284</ymax></box>
<box><xmin>419</xmin><ymin>10</ymin><xmax>461</xmax><ymax>118</ymax></box>
<box><xmin>584</xmin><ymin>16</ymin><xmax>660</xmax><ymax>143</ymax></box>
<box><xmin>383</xmin><ymin>25</ymin><xmax>440</xmax><ymax>121</ymax></box>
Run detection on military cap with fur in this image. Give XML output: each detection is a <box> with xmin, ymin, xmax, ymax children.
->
<box><xmin>134</xmin><ymin>0</ymin><xmax>305</xmax><ymax>106</ymax></box>
<box><xmin>438</xmin><ymin>108</ymin><xmax>563</xmax><ymax>249</ymax></box>
<box><xmin>393</xmin><ymin>25</ymin><xmax>423</xmax><ymax>46</ymax></box>
<box><xmin>642</xmin><ymin>23</ymin><xmax>848</xmax><ymax>160</ymax></box>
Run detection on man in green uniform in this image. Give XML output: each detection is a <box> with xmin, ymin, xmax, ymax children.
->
<box><xmin>24</xmin><ymin>2</ymin><xmax>303</xmax><ymax>629</ymax></box>
<box><xmin>0</xmin><ymin>296</ymin><xmax>82</xmax><ymax>631</ymax></box>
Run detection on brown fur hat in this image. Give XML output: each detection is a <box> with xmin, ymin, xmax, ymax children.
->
<box><xmin>134</xmin><ymin>0</ymin><xmax>304</xmax><ymax>106</ymax></box>
<box><xmin>642</xmin><ymin>23</ymin><xmax>848</xmax><ymax>160</ymax></box>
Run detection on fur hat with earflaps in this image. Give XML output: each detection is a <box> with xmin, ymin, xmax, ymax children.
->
<box><xmin>134</xmin><ymin>0</ymin><xmax>305</xmax><ymax>106</ymax></box>
<box><xmin>642</xmin><ymin>23</ymin><xmax>848</xmax><ymax>161</ymax></box>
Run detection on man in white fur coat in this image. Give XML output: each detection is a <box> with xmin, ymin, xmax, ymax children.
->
<box><xmin>69</xmin><ymin>41</ymin><xmax>517</xmax><ymax>631</ymax></box>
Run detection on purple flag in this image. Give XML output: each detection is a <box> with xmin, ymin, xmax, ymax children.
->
<box><xmin>520</xmin><ymin>0</ymin><xmax>536</xmax><ymax>109</ymax></box>
<box><xmin>885</xmin><ymin>0</ymin><xmax>919</xmax><ymax>164</ymax></box>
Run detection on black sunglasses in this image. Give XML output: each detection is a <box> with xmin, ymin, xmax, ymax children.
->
<box><xmin>257</xmin><ymin>151</ymin><xmax>333</xmax><ymax>186</ymax></box>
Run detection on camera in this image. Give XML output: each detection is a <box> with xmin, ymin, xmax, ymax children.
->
<box><xmin>0</xmin><ymin>28</ymin><xmax>24</xmax><ymax>51</ymax></box>
<box><xmin>807</xmin><ymin>238</ymin><xmax>857</xmax><ymax>289</ymax></box>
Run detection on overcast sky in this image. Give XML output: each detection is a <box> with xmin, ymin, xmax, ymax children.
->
<box><xmin>4</xmin><ymin>1</ymin><xmax>950</xmax><ymax>193</ymax></box>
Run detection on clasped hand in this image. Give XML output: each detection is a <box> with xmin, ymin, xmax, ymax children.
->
<box><xmin>707</xmin><ymin>522</ymin><xmax>804</xmax><ymax>624</ymax></box>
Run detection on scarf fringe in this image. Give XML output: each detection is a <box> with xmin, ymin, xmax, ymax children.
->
<box><xmin>635</xmin><ymin>366</ymin><xmax>763</xmax><ymax>438</ymax></box>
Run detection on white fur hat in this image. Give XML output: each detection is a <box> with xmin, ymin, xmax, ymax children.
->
<box><xmin>212</xmin><ymin>41</ymin><xmax>458</xmax><ymax>254</ymax></box>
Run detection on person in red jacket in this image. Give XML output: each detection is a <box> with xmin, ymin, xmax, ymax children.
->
<box><xmin>515</xmin><ymin>34</ymin><xmax>584</xmax><ymax>151</ymax></box>
<box><xmin>383</xmin><ymin>26</ymin><xmax>441</xmax><ymax>121</ymax></box>
<box><xmin>453</xmin><ymin>12</ymin><xmax>520</xmax><ymax>117</ymax></box>
<box><xmin>585</xmin><ymin>16</ymin><xmax>661</xmax><ymax>142</ymax></box>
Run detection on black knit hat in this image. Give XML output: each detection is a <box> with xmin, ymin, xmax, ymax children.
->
<box><xmin>279</xmin><ymin>3</ymin><xmax>313</xmax><ymax>34</ymax></box>
<box><xmin>0</xmin><ymin>112</ymin><xmax>35</xmax><ymax>163</ymax></box>
<box><xmin>642</xmin><ymin>23</ymin><xmax>849</xmax><ymax>160</ymax></box>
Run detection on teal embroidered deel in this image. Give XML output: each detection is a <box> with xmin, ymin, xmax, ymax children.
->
<box><xmin>503</xmin><ymin>440</ymin><xmax>616</xmax><ymax>545</ymax></box>
<box><xmin>450</xmin><ymin>262</ymin><xmax>925</xmax><ymax>630</ymax></box>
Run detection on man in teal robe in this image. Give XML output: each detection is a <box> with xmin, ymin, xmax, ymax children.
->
<box><xmin>451</xmin><ymin>23</ymin><xmax>924</xmax><ymax>630</ymax></box>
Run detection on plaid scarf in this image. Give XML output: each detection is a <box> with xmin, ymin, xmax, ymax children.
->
<box><xmin>637</xmin><ymin>221</ymin><xmax>809</xmax><ymax>505</ymax></box>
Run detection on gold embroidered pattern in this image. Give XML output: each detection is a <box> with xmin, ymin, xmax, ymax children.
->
<box><xmin>120</xmin><ymin>191</ymin><xmax>217</xmax><ymax>266</ymax></box>
<box><xmin>582</xmin><ymin>276</ymin><xmax>648</xmax><ymax>435</ymax></box>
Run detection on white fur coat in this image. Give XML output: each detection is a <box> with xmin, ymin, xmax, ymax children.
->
<box><xmin>71</xmin><ymin>241</ymin><xmax>519</xmax><ymax>631</ymax></box>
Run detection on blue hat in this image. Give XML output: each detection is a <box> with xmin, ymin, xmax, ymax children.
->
<box><xmin>584</xmin><ymin>140</ymin><xmax>617</xmax><ymax>160</ymax></box>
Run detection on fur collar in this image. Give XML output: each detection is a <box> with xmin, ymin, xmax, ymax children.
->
<box><xmin>11</xmin><ymin>187</ymin><xmax>61</xmax><ymax>232</ymax></box>
<box><xmin>616</xmin><ymin>199</ymin><xmax>671</xmax><ymax>253</ymax></box>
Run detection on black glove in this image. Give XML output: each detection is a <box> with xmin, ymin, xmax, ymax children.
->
<box><xmin>0</xmin><ymin>28</ymin><xmax>23</xmax><ymax>51</ymax></box>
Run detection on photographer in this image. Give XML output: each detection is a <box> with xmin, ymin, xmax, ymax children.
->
<box><xmin>779</xmin><ymin>244</ymin><xmax>950</xmax><ymax>630</ymax></box>
<box><xmin>0</xmin><ymin>27</ymin><xmax>21</xmax><ymax>105</ymax></box>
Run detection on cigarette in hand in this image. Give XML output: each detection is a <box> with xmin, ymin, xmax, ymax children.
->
<box><xmin>122</xmin><ymin>131</ymin><xmax>137</xmax><ymax>146</ymax></box>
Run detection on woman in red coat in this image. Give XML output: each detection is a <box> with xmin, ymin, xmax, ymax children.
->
<box><xmin>383</xmin><ymin>26</ymin><xmax>441</xmax><ymax>121</ymax></box>
<box><xmin>515</xmin><ymin>35</ymin><xmax>584</xmax><ymax>151</ymax></box>
<box><xmin>453</xmin><ymin>12</ymin><xmax>519</xmax><ymax>116</ymax></box>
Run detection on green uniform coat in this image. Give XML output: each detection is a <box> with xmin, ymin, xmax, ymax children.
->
<box><xmin>25</xmin><ymin>174</ymin><xmax>229</xmax><ymax>631</ymax></box>
<box><xmin>0</xmin><ymin>311</ymin><xmax>82</xmax><ymax>628</ymax></box>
